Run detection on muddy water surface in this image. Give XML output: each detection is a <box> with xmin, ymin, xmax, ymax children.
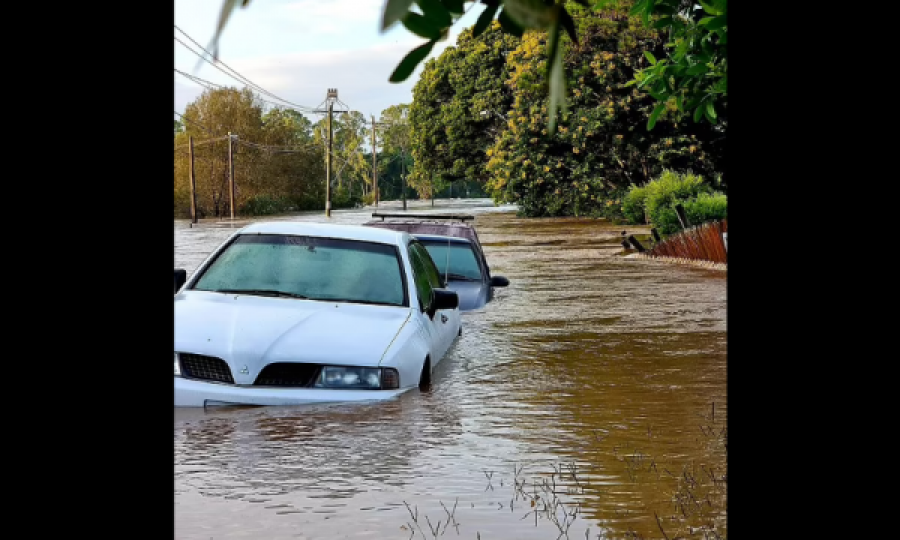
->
<box><xmin>175</xmin><ymin>199</ymin><xmax>726</xmax><ymax>540</ymax></box>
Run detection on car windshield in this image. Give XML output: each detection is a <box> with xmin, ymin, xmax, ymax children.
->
<box><xmin>419</xmin><ymin>241</ymin><xmax>482</xmax><ymax>281</ymax></box>
<box><xmin>191</xmin><ymin>234</ymin><xmax>407</xmax><ymax>306</ymax></box>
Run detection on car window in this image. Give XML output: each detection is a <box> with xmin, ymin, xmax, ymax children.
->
<box><xmin>420</xmin><ymin>241</ymin><xmax>482</xmax><ymax>281</ymax></box>
<box><xmin>192</xmin><ymin>234</ymin><xmax>407</xmax><ymax>306</ymax></box>
<box><xmin>411</xmin><ymin>242</ymin><xmax>444</xmax><ymax>289</ymax></box>
<box><xmin>407</xmin><ymin>243</ymin><xmax>435</xmax><ymax>311</ymax></box>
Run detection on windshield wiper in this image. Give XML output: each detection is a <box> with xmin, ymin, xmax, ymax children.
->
<box><xmin>444</xmin><ymin>273</ymin><xmax>480</xmax><ymax>282</ymax></box>
<box><xmin>212</xmin><ymin>288</ymin><xmax>310</xmax><ymax>299</ymax></box>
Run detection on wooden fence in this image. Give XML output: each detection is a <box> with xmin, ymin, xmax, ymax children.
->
<box><xmin>646</xmin><ymin>219</ymin><xmax>728</xmax><ymax>264</ymax></box>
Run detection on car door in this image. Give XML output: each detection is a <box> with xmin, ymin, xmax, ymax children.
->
<box><xmin>407</xmin><ymin>242</ymin><xmax>442</xmax><ymax>368</ymax></box>
<box><xmin>409</xmin><ymin>241</ymin><xmax>458</xmax><ymax>361</ymax></box>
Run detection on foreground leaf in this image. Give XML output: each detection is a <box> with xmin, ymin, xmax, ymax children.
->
<box><xmin>498</xmin><ymin>9</ymin><xmax>524</xmax><ymax>37</ymax></box>
<box><xmin>382</xmin><ymin>0</ymin><xmax>417</xmax><ymax>31</ymax></box>
<box><xmin>203</xmin><ymin>0</ymin><xmax>242</xmax><ymax>68</ymax></box>
<box><xmin>402</xmin><ymin>12</ymin><xmax>443</xmax><ymax>40</ymax></box>
<box><xmin>390</xmin><ymin>40</ymin><xmax>437</xmax><ymax>82</ymax></box>
<box><xmin>547</xmin><ymin>22</ymin><xmax>567</xmax><ymax>133</ymax></box>
<box><xmin>473</xmin><ymin>3</ymin><xmax>501</xmax><ymax>37</ymax></box>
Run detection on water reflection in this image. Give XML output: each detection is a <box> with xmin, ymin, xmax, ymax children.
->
<box><xmin>175</xmin><ymin>199</ymin><xmax>726</xmax><ymax>539</ymax></box>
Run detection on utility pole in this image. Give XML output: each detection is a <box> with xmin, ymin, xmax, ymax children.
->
<box><xmin>369</xmin><ymin>115</ymin><xmax>390</xmax><ymax>207</ymax></box>
<box><xmin>313</xmin><ymin>88</ymin><xmax>348</xmax><ymax>217</ymax></box>
<box><xmin>326</xmin><ymin>102</ymin><xmax>333</xmax><ymax>217</ymax></box>
<box><xmin>371</xmin><ymin>115</ymin><xmax>378</xmax><ymax>207</ymax></box>
<box><xmin>401</xmin><ymin>147</ymin><xmax>407</xmax><ymax>210</ymax></box>
<box><xmin>228</xmin><ymin>132</ymin><xmax>235</xmax><ymax>219</ymax></box>
<box><xmin>188</xmin><ymin>136</ymin><xmax>197</xmax><ymax>224</ymax></box>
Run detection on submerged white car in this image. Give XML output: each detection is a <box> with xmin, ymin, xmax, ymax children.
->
<box><xmin>174</xmin><ymin>221</ymin><xmax>461</xmax><ymax>407</ymax></box>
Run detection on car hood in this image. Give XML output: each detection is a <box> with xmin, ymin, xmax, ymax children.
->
<box><xmin>444</xmin><ymin>280</ymin><xmax>486</xmax><ymax>311</ymax></box>
<box><xmin>175</xmin><ymin>291</ymin><xmax>411</xmax><ymax>384</ymax></box>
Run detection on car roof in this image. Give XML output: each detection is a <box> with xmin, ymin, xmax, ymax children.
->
<box><xmin>414</xmin><ymin>234</ymin><xmax>473</xmax><ymax>245</ymax></box>
<box><xmin>238</xmin><ymin>221</ymin><xmax>409</xmax><ymax>246</ymax></box>
<box><xmin>364</xmin><ymin>220</ymin><xmax>481</xmax><ymax>245</ymax></box>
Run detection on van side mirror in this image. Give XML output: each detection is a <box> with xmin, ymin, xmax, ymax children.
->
<box><xmin>427</xmin><ymin>288</ymin><xmax>459</xmax><ymax>317</ymax></box>
<box><xmin>490</xmin><ymin>276</ymin><xmax>509</xmax><ymax>287</ymax></box>
<box><xmin>175</xmin><ymin>269</ymin><xmax>187</xmax><ymax>293</ymax></box>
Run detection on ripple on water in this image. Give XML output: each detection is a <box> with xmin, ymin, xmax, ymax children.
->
<box><xmin>176</xmin><ymin>200</ymin><xmax>726</xmax><ymax>539</ymax></box>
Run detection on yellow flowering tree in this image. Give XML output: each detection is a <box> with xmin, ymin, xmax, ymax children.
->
<box><xmin>486</xmin><ymin>1</ymin><xmax>722</xmax><ymax>217</ymax></box>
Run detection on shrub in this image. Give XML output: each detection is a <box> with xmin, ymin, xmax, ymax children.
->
<box><xmin>239</xmin><ymin>195</ymin><xmax>294</xmax><ymax>216</ymax></box>
<box><xmin>361</xmin><ymin>193</ymin><xmax>376</xmax><ymax>207</ymax></box>
<box><xmin>622</xmin><ymin>184</ymin><xmax>648</xmax><ymax>224</ymax></box>
<box><xmin>331</xmin><ymin>186</ymin><xmax>362</xmax><ymax>209</ymax></box>
<box><xmin>619</xmin><ymin>170</ymin><xmax>724</xmax><ymax>234</ymax></box>
<box><xmin>643</xmin><ymin>170</ymin><xmax>711</xmax><ymax>226</ymax></box>
<box><xmin>685</xmin><ymin>192</ymin><xmax>727</xmax><ymax>224</ymax></box>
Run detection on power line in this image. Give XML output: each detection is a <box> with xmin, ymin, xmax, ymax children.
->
<box><xmin>175</xmin><ymin>69</ymin><xmax>321</xmax><ymax>117</ymax></box>
<box><xmin>174</xmin><ymin>27</ymin><xmax>316</xmax><ymax>113</ymax></box>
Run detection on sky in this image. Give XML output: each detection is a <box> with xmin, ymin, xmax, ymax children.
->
<box><xmin>174</xmin><ymin>0</ymin><xmax>485</xmax><ymax>124</ymax></box>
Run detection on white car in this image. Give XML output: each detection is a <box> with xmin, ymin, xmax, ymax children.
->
<box><xmin>174</xmin><ymin>221</ymin><xmax>462</xmax><ymax>407</ymax></box>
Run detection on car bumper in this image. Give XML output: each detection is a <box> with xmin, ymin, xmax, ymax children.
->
<box><xmin>175</xmin><ymin>377</ymin><xmax>411</xmax><ymax>407</ymax></box>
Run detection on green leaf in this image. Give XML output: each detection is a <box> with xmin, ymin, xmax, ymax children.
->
<box><xmin>416</xmin><ymin>0</ymin><xmax>453</xmax><ymax>27</ymax></box>
<box><xmin>647</xmin><ymin>102</ymin><xmax>665</xmax><ymax>130</ymax></box>
<box><xmin>498</xmin><ymin>9</ymin><xmax>524</xmax><ymax>38</ymax></box>
<box><xmin>644</xmin><ymin>51</ymin><xmax>657</xmax><ymax>65</ymax></box>
<box><xmin>389</xmin><ymin>40</ymin><xmax>436</xmax><ymax>82</ymax></box>
<box><xmin>687</xmin><ymin>64</ymin><xmax>707</xmax><ymax>75</ymax></box>
<box><xmin>547</xmin><ymin>25</ymin><xmax>567</xmax><ymax>134</ymax></box>
<box><xmin>643</xmin><ymin>0</ymin><xmax>655</xmax><ymax>25</ymax></box>
<box><xmin>473</xmin><ymin>3</ymin><xmax>500</xmax><ymax>37</ymax></box>
<box><xmin>203</xmin><ymin>0</ymin><xmax>242</xmax><ymax>68</ymax></box>
<box><xmin>629</xmin><ymin>0</ymin><xmax>647</xmax><ymax>17</ymax></box>
<box><xmin>546</xmin><ymin>21</ymin><xmax>561</xmax><ymax>79</ymax></box>
<box><xmin>625</xmin><ymin>79</ymin><xmax>638</xmax><ymax>87</ymax></box>
<box><xmin>441</xmin><ymin>0</ymin><xmax>465</xmax><ymax>15</ymax></box>
<box><xmin>705</xmin><ymin>15</ymin><xmax>727</xmax><ymax>31</ymax></box>
<box><xmin>402</xmin><ymin>12</ymin><xmax>442</xmax><ymax>40</ymax></box>
<box><xmin>693</xmin><ymin>102</ymin><xmax>705</xmax><ymax>122</ymax></box>
<box><xmin>382</xmin><ymin>0</ymin><xmax>416</xmax><ymax>30</ymax></box>
<box><xmin>706</xmin><ymin>101</ymin><xmax>717</xmax><ymax>121</ymax></box>
<box><xmin>559</xmin><ymin>7</ymin><xmax>578</xmax><ymax>44</ymax></box>
<box><xmin>653</xmin><ymin>17</ymin><xmax>673</xmax><ymax>28</ymax></box>
<box><xmin>699</xmin><ymin>0</ymin><xmax>723</xmax><ymax>16</ymax></box>
<box><xmin>676</xmin><ymin>94</ymin><xmax>684</xmax><ymax>110</ymax></box>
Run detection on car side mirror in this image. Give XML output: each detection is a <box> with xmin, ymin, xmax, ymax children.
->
<box><xmin>175</xmin><ymin>269</ymin><xmax>187</xmax><ymax>293</ymax></box>
<box><xmin>491</xmin><ymin>276</ymin><xmax>509</xmax><ymax>287</ymax></box>
<box><xmin>428</xmin><ymin>288</ymin><xmax>459</xmax><ymax>317</ymax></box>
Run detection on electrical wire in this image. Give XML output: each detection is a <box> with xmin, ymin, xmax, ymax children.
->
<box><xmin>175</xmin><ymin>27</ymin><xmax>317</xmax><ymax>113</ymax></box>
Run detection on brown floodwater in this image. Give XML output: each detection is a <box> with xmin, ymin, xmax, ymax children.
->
<box><xmin>175</xmin><ymin>199</ymin><xmax>727</xmax><ymax>540</ymax></box>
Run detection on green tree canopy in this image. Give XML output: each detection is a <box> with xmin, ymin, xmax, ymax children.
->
<box><xmin>484</xmin><ymin>1</ymin><xmax>723</xmax><ymax>216</ymax></box>
<box><xmin>408</xmin><ymin>20</ymin><xmax>518</xmax><ymax>190</ymax></box>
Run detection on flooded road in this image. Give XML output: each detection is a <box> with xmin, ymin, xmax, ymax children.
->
<box><xmin>175</xmin><ymin>199</ymin><xmax>727</xmax><ymax>540</ymax></box>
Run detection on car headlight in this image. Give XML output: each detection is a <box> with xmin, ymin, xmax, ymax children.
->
<box><xmin>314</xmin><ymin>366</ymin><xmax>399</xmax><ymax>390</ymax></box>
<box><xmin>174</xmin><ymin>353</ymin><xmax>181</xmax><ymax>377</ymax></box>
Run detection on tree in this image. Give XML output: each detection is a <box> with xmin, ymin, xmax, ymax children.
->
<box><xmin>408</xmin><ymin>21</ymin><xmax>518</xmax><ymax>193</ymax></box>
<box><xmin>377</xmin><ymin>103</ymin><xmax>426</xmax><ymax>199</ymax></box>
<box><xmin>484</xmin><ymin>2</ymin><xmax>722</xmax><ymax>217</ymax></box>
<box><xmin>174</xmin><ymin>87</ymin><xmax>330</xmax><ymax>218</ymax></box>
<box><xmin>208</xmin><ymin>0</ymin><xmax>726</xmax><ymax>132</ymax></box>
<box><xmin>175</xmin><ymin>119</ymin><xmax>184</xmax><ymax>133</ymax></box>
<box><xmin>313</xmin><ymin>110</ymin><xmax>369</xmax><ymax>199</ymax></box>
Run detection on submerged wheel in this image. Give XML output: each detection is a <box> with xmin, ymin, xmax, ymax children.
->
<box><xmin>418</xmin><ymin>357</ymin><xmax>432</xmax><ymax>390</ymax></box>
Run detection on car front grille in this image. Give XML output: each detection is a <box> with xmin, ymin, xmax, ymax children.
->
<box><xmin>254</xmin><ymin>363</ymin><xmax>321</xmax><ymax>387</ymax></box>
<box><xmin>179</xmin><ymin>353</ymin><xmax>235</xmax><ymax>384</ymax></box>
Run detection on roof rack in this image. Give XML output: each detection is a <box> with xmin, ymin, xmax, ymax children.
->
<box><xmin>371</xmin><ymin>212</ymin><xmax>475</xmax><ymax>222</ymax></box>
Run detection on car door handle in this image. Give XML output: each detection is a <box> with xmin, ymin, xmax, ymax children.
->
<box><xmin>441</xmin><ymin>314</ymin><xmax>448</xmax><ymax>324</ymax></box>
